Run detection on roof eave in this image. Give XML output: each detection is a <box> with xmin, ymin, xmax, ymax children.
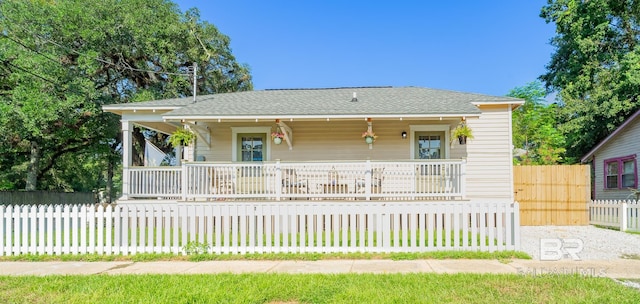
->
<box><xmin>103</xmin><ymin>105</ymin><xmax>183</xmax><ymax>111</ymax></box>
<box><xmin>161</xmin><ymin>113</ymin><xmax>482</xmax><ymax>121</ymax></box>
<box><xmin>102</xmin><ymin>106</ymin><xmax>183</xmax><ymax>115</ymax></box>
<box><xmin>581</xmin><ymin>108</ymin><xmax>640</xmax><ymax>163</ymax></box>
<box><xmin>471</xmin><ymin>100</ymin><xmax>525</xmax><ymax>110</ymax></box>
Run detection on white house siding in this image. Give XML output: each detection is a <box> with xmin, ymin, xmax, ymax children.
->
<box><xmin>591</xmin><ymin>118</ymin><xmax>640</xmax><ymax>200</ymax></box>
<box><xmin>189</xmin><ymin>115</ymin><xmax>517</xmax><ymax>201</ymax></box>
<box><xmin>464</xmin><ymin>105</ymin><xmax>514</xmax><ymax>201</ymax></box>
<box><xmin>194</xmin><ymin>119</ymin><xmax>463</xmax><ymax>162</ymax></box>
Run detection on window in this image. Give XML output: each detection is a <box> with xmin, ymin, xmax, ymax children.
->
<box><xmin>409</xmin><ymin>125</ymin><xmax>450</xmax><ymax>160</ymax></box>
<box><xmin>606</xmin><ymin>162</ymin><xmax>618</xmax><ymax>189</ymax></box>
<box><xmin>604</xmin><ymin>155</ymin><xmax>637</xmax><ymax>189</ymax></box>
<box><xmin>231</xmin><ymin>127</ymin><xmax>270</xmax><ymax>162</ymax></box>
<box><xmin>238</xmin><ymin>134</ymin><xmax>265</xmax><ymax>162</ymax></box>
<box><xmin>622</xmin><ymin>159</ymin><xmax>636</xmax><ymax>188</ymax></box>
<box><xmin>415</xmin><ymin>132</ymin><xmax>443</xmax><ymax>160</ymax></box>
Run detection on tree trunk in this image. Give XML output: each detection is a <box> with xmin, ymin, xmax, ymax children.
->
<box><xmin>25</xmin><ymin>141</ymin><xmax>41</xmax><ymax>191</ymax></box>
<box><xmin>132</xmin><ymin>126</ymin><xmax>146</xmax><ymax>166</ymax></box>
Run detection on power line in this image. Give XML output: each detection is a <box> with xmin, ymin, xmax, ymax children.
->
<box><xmin>2</xmin><ymin>34</ymin><xmax>62</xmax><ymax>66</ymax></box>
<box><xmin>39</xmin><ymin>35</ymin><xmax>192</xmax><ymax>77</ymax></box>
<box><xmin>3</xmin><ymin>60</ymin><xmax>58</xmax><ymax>85</ymax></box>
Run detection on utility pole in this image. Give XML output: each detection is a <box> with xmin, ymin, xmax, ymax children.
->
<box><xmin>192</xmin><ymin>62</ymin><xmax>197</xmax><ymax>103</ymax></box>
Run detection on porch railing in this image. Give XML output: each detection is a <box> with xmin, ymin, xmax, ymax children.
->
<box><xmin>124</xmin><ymin>160</ymin><xmax>466</xmax><ymax>201</ymax></box>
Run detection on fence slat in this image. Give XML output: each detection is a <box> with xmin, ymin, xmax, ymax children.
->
<box><xmin>0</xmin><ymin>205</ymin><xmax>5</xmax><ymax>256</ymax></box>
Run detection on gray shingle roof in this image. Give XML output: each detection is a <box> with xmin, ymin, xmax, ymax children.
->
<box><xmin>104</xmin><ymin>87</ymin><xmax>523</xmax><ymax>117</ymax></box>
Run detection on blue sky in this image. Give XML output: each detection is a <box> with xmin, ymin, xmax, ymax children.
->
<box><xmin>173</xmin><ymin>1</ymin><xmax>555</xmax><ymax>97</ymax></box>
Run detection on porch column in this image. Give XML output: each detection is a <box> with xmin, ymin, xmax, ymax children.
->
<box><xmin>121</xmin><ymin>120</ymin><xmax>132</xmax><ymax>200</ymax></box>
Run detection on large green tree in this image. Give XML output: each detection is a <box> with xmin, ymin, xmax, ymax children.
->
<box><xmin>0</xmin><ymin>0</ymin><xmax>252</xmax><ymax>197</ymax></box>
<box><xmin>509</xmin><ymin>81</ymin><xmax>565</xmax><ymax>165</ymax></box>
<box><xmin>540</xmin><ymin>0</ymin><xmax>640</xmax><ymax>161</ymax></box>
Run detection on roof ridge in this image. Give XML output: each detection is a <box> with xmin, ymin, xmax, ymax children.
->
<box><xmin>264</xmin><ymin>86</ymin><xmax>393</xmax><ymax>91</ymax></box>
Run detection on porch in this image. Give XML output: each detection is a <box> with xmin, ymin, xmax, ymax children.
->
<box><xmin>123</xmin><ymin>159</ymin><xmax>466</xmax><ymax>202</ymax></box>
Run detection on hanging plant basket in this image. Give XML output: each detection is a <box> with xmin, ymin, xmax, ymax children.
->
<box><xmin>362</xmin><ymin>131</ymin><xmax>378</xmax><ymax>144</ymax></box>
<box><xmin>169</xmin><ymin>128</ymin><xmax>195</xmax><ymax>147</ymax></box>
<box><xmin>271</xmin><ymin>131</ymin><xmax>284</xmax><ymax>144</ymax></box>
<box><xmin>458</xmin><ymin>136</ymin><xmax>467</xmax><ymax>145</ymax></box>
<box><xmin>451</xmin><ymin>123</ymin><xmax>474</xmax><ymax>145</ymax></box>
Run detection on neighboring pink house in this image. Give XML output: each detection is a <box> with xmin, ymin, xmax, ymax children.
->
<box><xmin>581</xmin><ymin>109</ymin><xmax>640</xmax><ymax>200</ymax></box>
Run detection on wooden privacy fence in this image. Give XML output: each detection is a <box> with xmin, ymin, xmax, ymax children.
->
<box><xmin>0</xmin><ymin>201</ymin><xmax>520</xmax><ymax>256</ymax></box>
<box><xmin>514</xmin><ymin>165</ymin><xmax>590</xmax><ymax>226</ymax></box>
<box><xmin>589</xmin><ymin>200</ymin><xmax>640</xmax><ymax>232</ymax></box>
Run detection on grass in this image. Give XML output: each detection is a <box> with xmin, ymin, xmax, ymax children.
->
<box><xmin>593</xmin><ymin>224</ymin><xmax>640</xmax><ymax>235</ymax></box>
<box><xmin>621</xmin><ymin>253</ymin><xmax>640</xmax><ymax>260</ymax></box>
<box><xmin>0</xmin><ymin>273</ymin><xmax>638</xmax><ymax>303</ymax></box>
<box><xmin>0</xmin><ymin>250</ymin><xmax>530</xmax><ymax>262</ymax></box>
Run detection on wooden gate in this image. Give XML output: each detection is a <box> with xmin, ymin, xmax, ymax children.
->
<box><xmin>514</xmin><ymin>165</ymin><xmax>590</xmax><ymax>225</ymax></box>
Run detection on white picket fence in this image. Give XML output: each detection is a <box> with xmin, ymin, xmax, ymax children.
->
<box><xmin>0</xmin><ymin>201</ymin><xmax>520</xmax><ymax>256</ymax></box>
<box><xmin>589</xmin><ymin>200</ymin><xmax>640</xmax><ymax>232</ymax></box>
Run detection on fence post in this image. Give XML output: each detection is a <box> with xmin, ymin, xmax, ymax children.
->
<box><xmin>620</xmin><ymin>201</ymin><xmax>628</xmax><ymax>232</ymax></box>
<box><xmin>512</xmin><ymin>201</ymin><xmax>520</xmax><ymax>250</ymax></box>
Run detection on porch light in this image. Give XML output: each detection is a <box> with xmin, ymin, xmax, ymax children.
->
<box><xmin>401</xmin><ymin>131</ymin><xmax>407</xmax><ymax>139</ymax></box>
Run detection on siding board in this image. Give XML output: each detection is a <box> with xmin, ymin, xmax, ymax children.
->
<box><xmin>465</xmin><ymin>105</ymin><xmax>513</xmax><ymax>200</ymax></box>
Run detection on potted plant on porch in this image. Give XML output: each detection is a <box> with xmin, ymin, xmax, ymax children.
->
<box><xmin>451</xmin><ymin>123</ymin><xmax>474</xmax><ymax>145</ymax></box>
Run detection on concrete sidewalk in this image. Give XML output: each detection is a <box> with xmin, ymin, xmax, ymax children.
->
<box><xmin>1</xmin><ymin>259</ymin><xmax>639</xmax><ymax>278</ymax></box>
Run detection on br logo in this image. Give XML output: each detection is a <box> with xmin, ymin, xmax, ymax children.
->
<box><xmin>539</xmin><ymin>238</ymin><xmax>584</xmax><ymax>261</ymax></box>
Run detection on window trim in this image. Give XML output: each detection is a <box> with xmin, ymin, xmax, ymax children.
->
<box><xmin>231</xmin><ymin>127</ymin><xmax>271</xmax><ymax>162</ymax></box>
<box><xmin>409</xmin><ymin>125</ymin><xmax>450</xmax><ymax>159</ymax></box>
<box><xmin>603</xmin><ymin>154</ymin><xmax>637</xmax><ymax>190</ymax></box>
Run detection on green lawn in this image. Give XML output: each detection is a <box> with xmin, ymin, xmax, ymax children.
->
<box><xmin>0</xmin><ymin>273</ymin><xmax>638</xmax><ymax>303</ymax></box>
<box><xmin>0</xmin><ymin>250</ymin><xmax>530</xmax><ymax>262</ymax></box>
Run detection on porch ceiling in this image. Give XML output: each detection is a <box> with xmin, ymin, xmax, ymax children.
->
<box><xmin>134</xmin><ymin>121</ymin><xmax>180</xmax><ymax>135</ymax></box>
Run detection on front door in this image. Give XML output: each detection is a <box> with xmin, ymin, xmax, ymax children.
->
<box><xmin>237</xmin><ymin>133</ymin><xmax>265</xmax><ymax>162</ymax></box>
<box><xmin>415</xmin><ymin>132</ymin><xmax>443</xmax><ymax>160</ymax></box>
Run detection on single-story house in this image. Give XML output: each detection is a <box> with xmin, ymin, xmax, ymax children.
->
<box><xmin>103</xmin><ymin>86</ymin><xmax>524</xmax><ymax>204</ymax></box>
<box><xmin>581</xmin><ymin>108</ymin><xmax>640</xmax><ymax>200</ymax></box>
